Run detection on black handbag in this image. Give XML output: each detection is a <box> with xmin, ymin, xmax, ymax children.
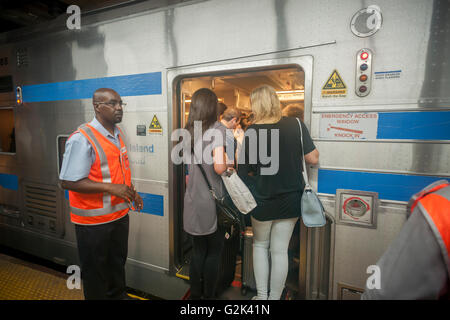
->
<box><xmin>196</xmin><ymin>164</ymin><xmax>242</xmax><ymax>229</ymax></box>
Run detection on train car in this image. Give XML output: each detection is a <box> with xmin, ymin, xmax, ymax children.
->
<box><xmin>0</xmin><ymin>0</ymin><xmax>449</xmax><ymax>300</ymax></box>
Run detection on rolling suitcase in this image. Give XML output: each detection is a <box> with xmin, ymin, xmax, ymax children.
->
<box><xmin>215</xmin><ymin>224</ymin><xmax>240</xmax><ymax>296</ymax></box>
<box><xmin>241</xmin><ymin>226</ymin><xmax>256</xmax><ymax>295</ymax></box>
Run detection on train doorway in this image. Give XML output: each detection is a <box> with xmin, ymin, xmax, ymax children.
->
<box><xmin>168</xmin><ymin>56</ymin><xmax>331</xmax><ymax>299</ymax></box>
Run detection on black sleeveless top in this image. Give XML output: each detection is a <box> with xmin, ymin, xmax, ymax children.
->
<box><xmin>237</xmin><ymin>117</ymin><xmax>316</xmax><ymax>221</ymax></box>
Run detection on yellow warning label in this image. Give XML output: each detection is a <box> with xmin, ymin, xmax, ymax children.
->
<box><xmin>322</xmin><ymin>70</ymin><xmax>347</xmax><ymax>97</ymax></box>
<box><xmin>149</xmin><ymin>115</ymin><xmax>162</xmax><ymax>133</ymax></box>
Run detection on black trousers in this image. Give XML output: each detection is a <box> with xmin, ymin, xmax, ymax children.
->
<box><xmin>75</xmin><ymin>214</ymin><xmax>129</xmax><ymax>300</ymax></box>
<box><xmin>189</xmin><ymin>226</ymin><xmax>225</xmax><ymax>299</ymax></box>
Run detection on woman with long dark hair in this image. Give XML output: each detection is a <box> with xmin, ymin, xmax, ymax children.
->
<box><xmin>183</xmin><ymin>88</ymin><xmax>232</xmax><ymax>299</ymax></box>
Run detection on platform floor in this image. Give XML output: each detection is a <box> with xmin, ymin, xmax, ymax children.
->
<box><xmin>0</xmin><ymin>247</ymin><xmax>256</xmax><ymax>300</ymax></box>
<box><xmin>0</xmin><ymin>246</ymin><xmax>155</xmax><ymax>300</ymax></box>
<box><xmin>0</xmin><ymin>252</ymin><xmax>83</xmax><ymax>300</ymax></box>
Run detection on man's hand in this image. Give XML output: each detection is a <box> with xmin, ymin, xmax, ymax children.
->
<box><xmin>130</xmin><ymin>184</ymin><xmax>143</xmax><ymax>212</ymax></box>
<box><xmin>234</xmin><ymin>127</ymin><xmax>244</xmax><ymax>141</ymax></box>
<box><xmin>106</xmin><ymin>184</ymin><xmax>135</xmax><ymax>203</ymax></box>
<box><xmin>134</xmin><ymin>192</ymin><xmax>143</xmax><ymax>212</ymax></box>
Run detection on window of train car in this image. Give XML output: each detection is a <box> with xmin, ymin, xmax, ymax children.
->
<box><xmin>0</xmin><ymin>76</ymin><xmax>13</xmax><ymax>93</ymax></box>
<box><xmin>0</xmin><ymin>108</ymin><xmax>15</xmax><ymax>154</ymax></box>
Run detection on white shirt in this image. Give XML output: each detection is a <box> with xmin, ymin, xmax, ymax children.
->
<box><xmin>59</xmin><ymin>118</ymin><xmax>121</xmax><ymax>181</ymax></box>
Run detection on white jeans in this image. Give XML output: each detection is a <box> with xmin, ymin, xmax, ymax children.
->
<box><xmin>251</xmin><ymin>216</ymin><xmax>298</xmax><ymax>300</ymax></box>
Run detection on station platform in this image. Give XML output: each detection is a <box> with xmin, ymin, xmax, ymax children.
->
<box><xmin>0</xmin><ymin>246</ymin><xmax>152</xmax><ymax>300</ymax></box>
<box><xmin>0</xmin><ymin>245</ymin><xmax>256</xmax><ymax>300</ymax></box>
<box><xmin>0</xmin><ymin>250</ymin><xmax>83</xmax><ymax>300</ymax></box>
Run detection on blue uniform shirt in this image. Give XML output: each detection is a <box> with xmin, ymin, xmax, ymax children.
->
<box><xmin>59</xmin><ymin>118</ymin><xmax>121</xmax><ymax>182</ymax></box>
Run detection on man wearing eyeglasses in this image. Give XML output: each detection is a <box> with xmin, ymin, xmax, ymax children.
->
<box><xmin>60</xmin><ymin>88</ymin><xmax>143</xmax><ymax>300</ymax></box>
<box><xmin>219</xmin><ymin>107</ymin><xmax>242</xmax><ymax>167</ymax></box>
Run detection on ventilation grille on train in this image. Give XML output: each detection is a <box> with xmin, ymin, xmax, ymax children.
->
<box><xmin>337</xmin><ymin>283</ymin><xmax>363</xmax><ymax>300</ymax></box>
<box><xmin>24</xmin><ymin>183</ymin><xmax>57</xmax><ymax>219</ymax></box>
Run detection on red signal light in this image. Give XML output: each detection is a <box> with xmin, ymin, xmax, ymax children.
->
<box><xmin>360</xmin><ymin>52</ymin><xmax>369</xmax><ymax>60</ymax></box>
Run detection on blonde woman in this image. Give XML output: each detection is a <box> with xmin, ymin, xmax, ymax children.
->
<box><xmin>238</xmin><ymin>85</ymin><xmax>319</xmax><ymax>300</ymax></box>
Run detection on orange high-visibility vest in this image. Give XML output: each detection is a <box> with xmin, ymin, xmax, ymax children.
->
<box><xmin>410</xmin><ymin>180</ymin><xmax>450</xmax><ymax>268</ymax></box>
<box><xmin>68</xmin><ymin>123</ymin><xmax>132</xmax><ymax>225</ymax></box>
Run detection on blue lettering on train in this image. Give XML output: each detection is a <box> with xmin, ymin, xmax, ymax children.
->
<box><xmin>129</xmin><ymin>144</ymin><xmax>154</xmax><ymax>153</ymax></box>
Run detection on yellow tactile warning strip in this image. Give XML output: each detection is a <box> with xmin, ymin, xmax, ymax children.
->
<box><xmin>126</xmin><ymin>293</ymin><xmax>148</xmax><ymax>300</ymax></box>
<box><xmin>0</xmin><ymin>253</ymin><xmax>84</xmax><ymax>300</ymax></box>
<box><xmin>175</xmin><ymin>264</ymin><xmax>189</xmax><ymax>280</ymax></box>
<box><xmin>0</xmin><ymin>252</ymin><xmax>150</xmax><ymax>300</ymax></box>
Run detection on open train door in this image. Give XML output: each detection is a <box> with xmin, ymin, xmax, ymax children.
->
<box><xmin>167</xmin><ymin>55</ymin><xmax>334</xmax><ymax>299</ymax></box>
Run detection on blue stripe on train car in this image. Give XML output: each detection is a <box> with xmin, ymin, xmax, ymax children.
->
<box><xmin>377</xmin><ymin>111</ymin><xmax>450</xmax><ymax>140</ymax></box>
<box><xmin>22</xmin><ymin>72</ymin><xmax>162</xmax><ymax>102</ymax></box>
<box><xmin>0</xmin><ymin>173</ymin><xmax>18</xmax><ymax>190</ymax></box>
<box><xmin>318</xmin><ymin>169</ymin><xmax>448</xmax><ymax>202</ymax></box>
<box><xmin>138</xmin><ymin>192</ymin><xmax>164</xmax><ymax>216</ymax></box>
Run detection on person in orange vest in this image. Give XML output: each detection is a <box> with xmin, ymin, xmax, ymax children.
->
<box><xmin>362</xmin><ymin>180</ymin><xmax>450</xmax><ymax>299</ymax></box>
<box><xmin>60</xmin><ymin>88</ymin><xmax>143</xmax><ymax>300</ymax></box>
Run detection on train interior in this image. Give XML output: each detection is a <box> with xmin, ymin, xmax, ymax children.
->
<box><xmin>174</xmin><ymin>66</ymin><xmax>307</xmax><ymax>298</ymax></box>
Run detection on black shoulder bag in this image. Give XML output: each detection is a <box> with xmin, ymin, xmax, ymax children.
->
<box><xmin>196</xmin><ymin>164</ymin><xmax>242</xmax><ymax>229</ymax></box>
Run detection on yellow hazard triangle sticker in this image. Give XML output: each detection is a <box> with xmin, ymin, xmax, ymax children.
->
<box><xmin>149</xmin><ymin>115</ymin><xmax>162</xmax><ymax>133</ymax></box>
<box><xmin>322</xmin><ymin>70</ymin><xmax>347</xmax><ymax>97</ymax></box>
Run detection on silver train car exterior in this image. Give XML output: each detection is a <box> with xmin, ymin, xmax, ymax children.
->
<box><xmin>0</xmin><ymin>0</ymin><xmax>449</xmax><ymax>300</ymax></box>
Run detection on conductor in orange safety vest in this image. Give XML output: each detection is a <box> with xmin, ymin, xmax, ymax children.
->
<box><xmin>362</xmin><ymin>180</ymin><xmax>450</xmax><ymax>299</ymax></box>
<box><xmin>60</xmin><ymin>88</ymin><xmax>143</xmax><ymax>300</ymax></box>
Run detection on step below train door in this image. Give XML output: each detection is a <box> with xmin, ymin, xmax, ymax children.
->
<box><xmin>168</xmin><ymin>55</ymin><xmax>334</xmax><ymax>299</ymax></box>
